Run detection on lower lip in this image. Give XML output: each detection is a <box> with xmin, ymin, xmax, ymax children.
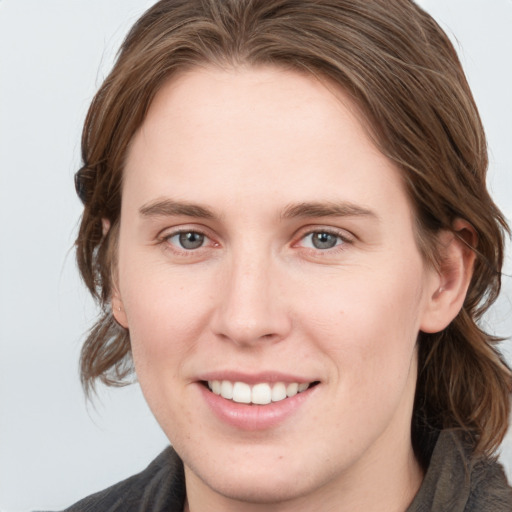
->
<box><xmin>198</xmin><ymin>383</ymin><xmax>317</xmax><ymax>431</ymax></box>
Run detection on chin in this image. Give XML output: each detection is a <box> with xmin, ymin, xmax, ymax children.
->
<box><xmin>184</xmin><ymin>451</ymin><xmax>327</xmax><ymax>506</ymax></box>
<box><xmin>197</xmin><ymin>469</ymin><xmax>314</xmax><ymax>505</ymax></box>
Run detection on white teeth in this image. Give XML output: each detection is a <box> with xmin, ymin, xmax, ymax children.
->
<box><xmin>251</xmin><ymin>383</ymin><xmax>272</xmax><ymax>405</ymax></box>
<box><xmin>211</xmin><ymin>380</ymin><xmax>221</xmax><ymax>395</ymax></box>
<box><xmin>232</xmin><ymin>382</ymin><xmax>251</xmax><ymax>404</ymax></box>
<box><xmin>207</xmin><ymin>380</ymin><xmax>312</xmax><ymax>405</ymax></box>
<box><xmin>271</xmin><ymin>382</ymin><xmax>287</xmax><ymax>402</ymax></box>
<box><xmin>286</xmin><ymin>382</ymin><xmax>298</xmax><ymax>397</ymax></box>
<box><xmin>220</xmin><ymin>380</ymin><xmax>233</xmax><ymax>399</ymax></box>
<box><xmin>298</xmin><ymin>382</ymin><xmax>309</xmax><ymax>392</ymax></box>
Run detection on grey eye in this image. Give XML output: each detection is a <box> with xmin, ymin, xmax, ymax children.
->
<box><xmin>307</xmin><ymin>232</ymin><xmax>340</xmax><ymax>250</ymax></box>
<box><xmin>177</xmin><ymin>231</ymin><xmax>205</xmax><ymax>250</ymax></box>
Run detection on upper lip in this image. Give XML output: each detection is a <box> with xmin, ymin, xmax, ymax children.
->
<box><xmin>196</xmin><ymin>371</ymin><xmax>318</xmax><ymax>385</ymax></box>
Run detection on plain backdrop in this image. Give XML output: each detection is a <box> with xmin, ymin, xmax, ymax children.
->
<box><xmin>0</xmin><ymin>1</ymin><xmax>511</xmax><ymax>510</ymax></box>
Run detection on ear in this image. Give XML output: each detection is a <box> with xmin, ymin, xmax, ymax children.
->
<box><xmin>420</xmin><ymin>219</ymin><xmax>477</xmax><ymax>334</ymax></box>
<box><xmin>102</xmin><ymin>217</ymin><xmax>129</xmax><ymax>329</ymax></box>
<box><xmin>102</xmin><ymin>218</ymin><xmax>111</xmax><ymax>237</ymax></box>
<box><xmin>111</xmin><ymin>287</ymin><xmax>129</xmax><ymax>329</ymax></box>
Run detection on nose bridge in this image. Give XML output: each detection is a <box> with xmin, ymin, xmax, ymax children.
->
<box><xmin>212</xmin><ymin>244</ymin><xmax>290</xmax><ymax>345</ymax></box>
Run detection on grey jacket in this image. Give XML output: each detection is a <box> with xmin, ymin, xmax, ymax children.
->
<box><xmin>407</xmin><ymin>431</ymin><xmax>512</xmax><ymax>511</ymax></box>
<box><xmin>53</xmin><ymin>431</ymin><xmax>512</xmax><ymax>511</ymax></box>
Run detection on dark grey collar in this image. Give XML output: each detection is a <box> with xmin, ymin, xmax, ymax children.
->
<box><xmin>407</xmin><ymin>430</ymin><xmax>512</xmax><ymax>511</ymax></box>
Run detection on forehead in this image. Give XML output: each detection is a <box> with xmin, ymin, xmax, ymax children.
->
<box><xmin>123</xmin><ymin>65</ymin><xmax>413</xmax><ymax>226</ymax></box>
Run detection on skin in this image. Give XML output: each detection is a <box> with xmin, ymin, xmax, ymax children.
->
<box><xmin>112</xmin><ymin>66</ymin><xmax>474</xmax><ymax>512</ymax></box>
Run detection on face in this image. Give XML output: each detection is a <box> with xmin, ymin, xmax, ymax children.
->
<box><xmin>114</xmin><ymin>66</ymin><xmax>443</xmax><ymax>509</ymax></box>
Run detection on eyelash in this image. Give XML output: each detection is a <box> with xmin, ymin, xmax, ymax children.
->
<box><xmin>159</xmin><ymin>228</ymin><xmax>216</xmax><ymax>256</ymax></box>
<box><xmin>158</xmin><ymin>227</ymin><xmax>353</xmax><ymax>256</ymax></box>
<box><xmin>293</xmin><ymin>227</ymin><xmax>353</xmax><ymax>254</ymax></box>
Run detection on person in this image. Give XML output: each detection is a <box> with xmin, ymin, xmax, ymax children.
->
<box><xmin>59</xmin><ymin>0</ymin><xmax>512</xmax><ymax>510</ymax></box>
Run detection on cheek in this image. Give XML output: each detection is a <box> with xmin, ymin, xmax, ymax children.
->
<box><xmin>120</xmin><ymin>267</ymin><xmax>215</xmax><ymax>432</ymax></box>
<box><xmin>300</xmin><ymin>259</ymin><xmax>426</xmax><ymax>381</ymax></box>
<box><xmin>119</xmin><ymin>260</ymin><xmax>216</xmax><ymax>376</ymax></box>
<box><xmin>304</xmin><ymin>261</ymin><xmax>424</xmax><ymax>334</ymax></box>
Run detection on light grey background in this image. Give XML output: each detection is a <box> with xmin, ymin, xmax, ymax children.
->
<box><xmin>0</xmin><ymin>1</ymin><xmax>511</xmax><ymax>510</ymax></box>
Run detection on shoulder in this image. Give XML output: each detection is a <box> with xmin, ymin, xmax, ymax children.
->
<box><xmin>466</xmin><ymin>452</ymin><xmax>512</xmax><ymax>512</ymax></box>
<box><xmin>56</xmin><ymin>447</ymin><xmax>185</xmax><ymax>512</ymax></box>
<box><xmin>408</xmin><ymin>431</ymin><xmax>512</xmax><ymax>512</ymax></box>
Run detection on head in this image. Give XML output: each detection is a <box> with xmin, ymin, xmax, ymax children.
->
<box><xmin>75</xmin><ymin>0</ymin><xmax>511</xmax><ymax>500</ymax></box>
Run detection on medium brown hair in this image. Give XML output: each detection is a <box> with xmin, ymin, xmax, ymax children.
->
<box><xmin>75</xmin><ymin>0</ymin><xmax>511</xmax><ymax>466</ymax></box>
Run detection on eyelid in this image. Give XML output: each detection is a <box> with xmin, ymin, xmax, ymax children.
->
<box><xmin>292</xmin><ymin>225</ymin><xmax>355</xmax><ymax>249</ymax></box>
<box><xmin>157</xmin><ymin>224</ymin><xmax>220</xmax><ymax>252</ymax></box>
<box><xmin>157</xmin><ymin>223</ymin><xmax>214</xmax><ymax>239</ymax></box>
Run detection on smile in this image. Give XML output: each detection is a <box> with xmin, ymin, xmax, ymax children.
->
<box><xmin>207</xmin><ymin>380</ymin><xmax>316</xmax><ymax>405</ymax></box>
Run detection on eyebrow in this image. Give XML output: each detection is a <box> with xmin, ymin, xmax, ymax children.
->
<box><xmin>281</xmin><ymin>201</ymin><xmax>378</xmax><ymax>220</ymax></box>
<box><xmin>139</xmin><ymin>199</ymin><xmax>216</xmax><ymax>219</ymax></box>
<box><xmin>139</xmin><ymin>198</ymin><xmax>377</xmax><ymax>222</ymax></box>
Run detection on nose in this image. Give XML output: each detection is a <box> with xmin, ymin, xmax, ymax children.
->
<box><xmin>211</xmin><ymin>252</ymin><xmax>292</xmax><ymax>347</ymax></box>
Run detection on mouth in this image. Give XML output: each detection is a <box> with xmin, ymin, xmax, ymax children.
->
<box><xmin>203</xmin><ymin>380</ymin><xmax>320</xmax><ymax>405</ymax></box>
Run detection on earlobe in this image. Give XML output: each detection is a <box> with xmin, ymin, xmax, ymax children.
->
<box><xmin>102</xmin><ymin>217</ymin><xmax>127</xmax><ymax>327</ymax></box>
<box><xmin>102</xmin><ymin>218</ymin><xmax>111</xmax><ymax>237</ymax></box>
<box><xmin>420</xmin><ymin>219</ymin><xmax>477</xmax><ymax>334</ymax></box>
<box><xmin>111</xmin><ymin>289</ymin><xmax>129</xmax><ymax>329</ymax></box>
